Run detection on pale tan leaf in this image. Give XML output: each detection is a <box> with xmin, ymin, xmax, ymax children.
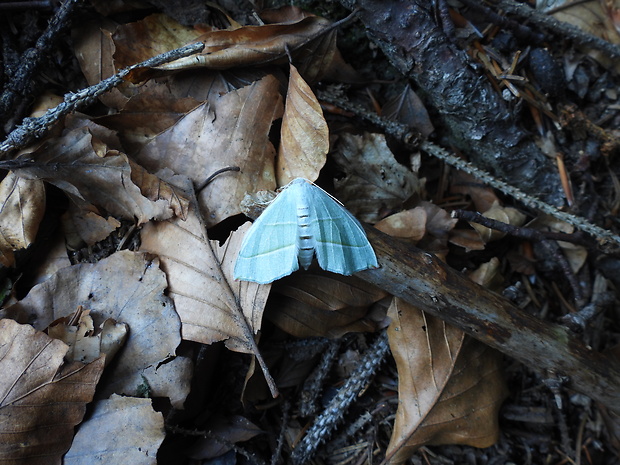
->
<box><xmin>13</xmin><ymin>127</ymin><xmax>184</xmax><ymax>225</ymax></box>
<box><xmin>3</xmin><ymin>251</ymin><xmax>189</xmax><ymax>406</ymax></box>
<box><xmin>139</xmin><ymin>213</ymin><xmax>270</xmax><ymax>351</ymax></box>
<box><xmin>332</xmin><ymin>133</ymin><xmax>421</xmax><ymax>222</ymax></box>
<box><xmin>0</xmin><ymin>172</ymin><xmax>45</xmax><ymax>267</ymax></box>
<box><xmin>64</xmin><ymin>394</ymin><xmax>165</xmax><ymax>465</ymax></box>
<box><xmin>47</xmin><ymin>307</ymin><xmax>128</xmax><ymax>366</ymax></box>
<box><xmin>0</xmin><ymin>319</ymin><xmax>105</xmax><ymax>465</ymax></box>
<box><xmin>135</xmin><ymin>74</ymin><xmax>283</xmax><ymax>227</ymax></box>
<box><xmin>276</xmin><ymin>64</ymin><xmax>328</xmax><ymax>185</ymax></box>
<box><xmin>63</xmin><ymin>201</ymin><xmax>122</xmax><ymax>247</ymax></box>
<box><xmin>384</xmin><ymin>299</ymin><xmax>508</xmax><ymax>464</ymax></box>
<box><xmin>375</xmin><ymin>208</ymin><xmax>428</xmax><ymax>242</ymax></box>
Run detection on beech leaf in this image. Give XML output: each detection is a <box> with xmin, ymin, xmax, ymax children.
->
<box><xmin>384</xmin><ymin>299</ymin><xmax>508</xmax><ymax>464</ymax></box>
<box><xmin>135</xmin><ymin>75</ymin><xmax>283</xmax><ymax>227</ymax></box>
<box><xmin>0</xmin><ymin>172</ymin><xmax>45</xmax><ymax>267</ymax></box>
<box><xmin>0</xmin><ymin>319</ymin><xmax>105</xmax><ymax>465</ymax></box>
<box><xmin>3</xmin><ymin>251</ymin><xmax>189</xmax><ymax>406</ymax></box>
<box><xmin>140</xmin><ymin>213</ymin><xmax>269</xmax><ymax>350</ymax></box>
<box><xmin>64</xmin><ymin>394</ymin><xmax>165</xmax><ymax>465</ymax></box>
<box><xmin>276</xmin><ymin>64</ymin><xmax>328</xmax><ymax>185</ymax></box>
<box><xmin>11</xmin><ymin>127</ymin><xmax>185</xmax><ymax>224</ymax></box>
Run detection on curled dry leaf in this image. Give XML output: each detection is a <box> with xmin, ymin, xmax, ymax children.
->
<box><xmin>154</xmin><ymin>16</ymin><xmax>334</xmax><ymax>71</ymax></box>
<box><xmin>266</xmin><ymin>272</ymin><xmax>388</xmax><ymax>338</ymax></box>
<box><xmin>13</xmin><ymin>127</ymin><xmax>186</xmax><ymax>225</ymax></box>
<box><xmin>0</xmin><ymin>319</ymin><xmax>105</xmax><ymax>465</ymax></box>
<box><xmin>276</xmin><ymin>64</ymin><xmax>328</xmax><ymax>185</ymax></box>
<box><xmin>384</xmin><ymin>299</ymin><xmax>508</xmax><ymax>464</ymax></box>
<box><xmin>139</xmin><ymin>213</ymin><xmax>269</xmax><ymax>351</ymax></box>
<box><xmin>332</xmin><ymin>132</ymin><xmax>421</xmax><ymax>222</ymax></box>
<box><xmin>135</xmin><ymin>74</ymin><xmax>283</xmax><ymax>227</ymax></box>
<box><xmin>47</xmin><ymin>306</ymin><xmax>128</xmax><ymax>366</ymax></box>
<box><xmin>64</xmin><ymin>394</ymin><xmax>165</xmax><ymax>465</ymax></box>
<box><xmin>3</xmin><ymin>251</ymin><xmax>189</xmax><ymax>406</ymax></box>
<box><xmin>0</xmin><ymin>171</ymin><xmax>45</xmax><ymax>267</ymax></box>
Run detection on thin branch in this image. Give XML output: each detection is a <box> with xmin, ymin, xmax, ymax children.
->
<box><xmin>0</xmin><ymin>41</ymin><xmax>205</xmax><ymax>157</ymax></box>
<box><xmin>492</xmin><ymin>0</ymin><xmax>620</xmax><ymax>61</ymax></box>
<box><xmin>317</xmin><ymin>91</ymin><xmax>620</xmax><ymax>247</ymax></box>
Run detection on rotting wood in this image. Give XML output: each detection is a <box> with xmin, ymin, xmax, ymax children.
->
<box><xmin>358</xmin><ymin>226</ymin><xmax>620</xmax><ymax>416</ymax></box>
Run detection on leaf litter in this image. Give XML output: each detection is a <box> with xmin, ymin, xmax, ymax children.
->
<box><xmin>1</xmin><ymin>1</ymin><xmax>619</xmax><ymax>464</ymax></box>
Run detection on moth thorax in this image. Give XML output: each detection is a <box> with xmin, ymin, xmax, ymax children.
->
<box><xmin>297</xmin><ymin>204</ymin><xmax>314</xmax><ymax>269</ymax></box>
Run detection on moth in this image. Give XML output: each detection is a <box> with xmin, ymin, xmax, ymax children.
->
<box><xmin>234</xmin><ymin>178</ymin><xmax>378</xmax><ymax>283</ymax></box>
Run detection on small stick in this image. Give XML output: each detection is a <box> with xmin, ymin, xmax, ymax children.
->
<box><xmin>0</xmin><ymin>41</ymin><xmax>205</xmax><ymax>157</ymax></box>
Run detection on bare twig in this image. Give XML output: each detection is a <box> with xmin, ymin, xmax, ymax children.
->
<box><xmin>0</xmin><ymin>41</ymin><xmax>205</xmax><ymax>157</ymax></box>
<box><xmin>0</xmin><ymin>0</ymin><xmax>82</xmax><ymax>122</ymax></box>
<box><xmin>452</xmin><ymin>209</ymin><xmax>589</xmax><ymax>245</ymax></box>
<box><xmin>492</xmin><ymin>0</ymin><xmax>620</xmax><ymax>61</ymax></box>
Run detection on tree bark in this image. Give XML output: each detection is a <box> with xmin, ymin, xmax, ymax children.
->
<box><xmin>340</xmin><ymin>0</ymin><xmax>563</xmax><ymax>205</ymax></box>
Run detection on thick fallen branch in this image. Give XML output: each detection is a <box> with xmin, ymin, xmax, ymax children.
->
<box><xmin>358</xmin><ymin>226</ymin><xmax>620</xmax><ymax>416</ymax></box>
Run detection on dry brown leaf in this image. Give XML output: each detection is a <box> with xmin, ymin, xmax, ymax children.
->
<box><xmin>3</xmin><ymin>251</ymin><xmax>189</xmax><ymax>406</ymax></box>
<box><xmin>332</xmin><ymin>132</ymin><xmax>421</xmax><ymax>222</ymax></box>
<box><xmin>384</xmin><ymin>299</ymin><xmax>508</xmax><ymax>464</ymax></box>
<box><xmin>64</xmin><ymin>394</ymin><xmax>165</xmax><ymax>465</ymax></box>
<box><xmin>62</xmin><ymin>201</ymin><xmax>122</xmax><ymax>247</ymax></box>
<box><xmin>375</xmin><ymin>208</ymin><xmax>428</xmax><ymax>242</ymax></box>
<box><xmin>95</xmin><ymin>89</ymin><xmax>202</xmax><ymax>153</ymax></box>
<box><xmin>139</xmin><ymin>212</ymin><xmax>269</xmax><ymax>350</ymax></box>
<box><xmin>72</xmin><ymin>18</ymin><xmax>131</xmax><ymax>109</ymax></box>
<box><xmin>276</xmin><ymin>64</ymin><xmax>328</xmax><ymax>185</ymax></box>
<box><xmin>265</xmin><ymin>272</ymin><xmax>388</xmax><ymax>338</ymax></box>
<box><xmin>450</xmin><ymin>171</ymin><xmax>500</xmax><ymax>213</ymax></box>
<box><xmin>528</xmin><ymin>214</ymin><xmax>588</xmax><ymax>272</ymax></box>
<box><xmin>382</xmin><ymin>85</ymin><xmax>435</xmax><ymax>138</ymax></box>
<box><xmin>152</xmin><ymin>16</ymin><xmax>334</xmax><ymax>72</ymax></box>
<box><xmin>13</xmin><ymin>127</ymin><xmax>185</xmax><ymax>225</ymax></box>
<box><xmin>113</xmin><ymin>13</ymin><xmax>202</xmax><ymax>71</ymax></box>
<box><xmin>0</xmin><ymin>319</ymin><xmax>105</xmax><ymax>465</ymax></box>
<box><xmin>187</xmin><ymin>415</ymin><xmax>263</xmax><ymax>459</ymax></box>
<box><xmin>541</xmin><ymin>0</ymin><xmax>620</xmax><ymax>45</ymax></box>
<box><xmin>47</xmin><ymin>307</ymin><xmax>128</xmax><ymax>366</ymax></box>
<box><xmin>135</xmin><ymin>74</ymin><xmax>283</xmax><ymax>227</ymax></box>
<box><xmin>0</xmin><ymin>171</ymin><xmax>45</xmax><ymax>267</ymax></box>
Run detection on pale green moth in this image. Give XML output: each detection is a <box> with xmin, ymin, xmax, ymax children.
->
<box><xmin>234</xmin><ymin>178</ymin><xmax>378</xmax><ymax>284</ymax></box>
